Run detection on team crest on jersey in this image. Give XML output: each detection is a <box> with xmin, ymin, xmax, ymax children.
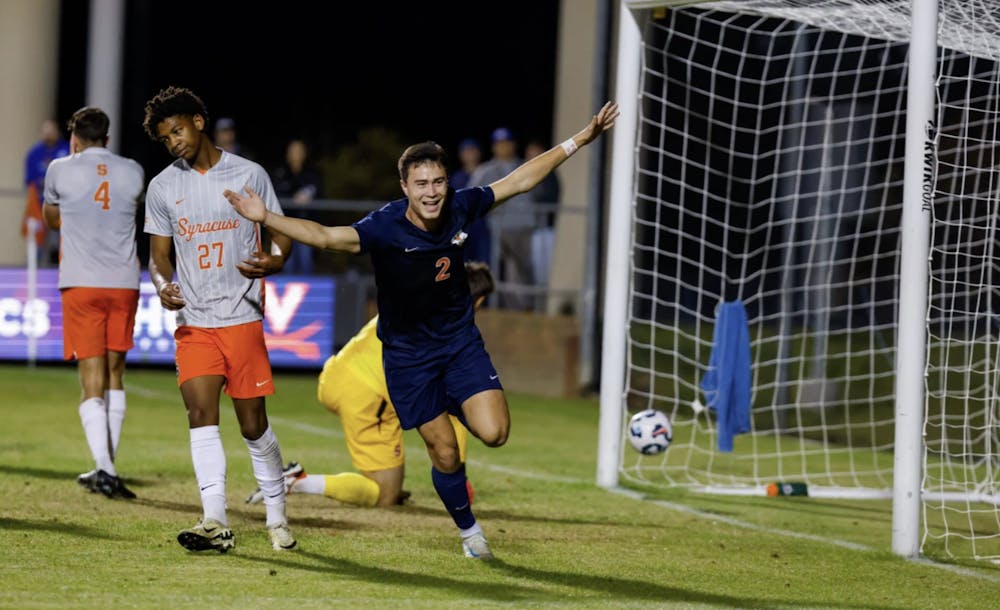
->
<box><xmin>451</xmin><ymin>230</ymin><xmax>469</xmax><ymax>246</ymax></box>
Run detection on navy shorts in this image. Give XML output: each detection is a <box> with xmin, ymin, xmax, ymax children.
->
<box><xmin>384</xmin><ymin>335</ymin><xmax>503</xmax><ymax>430</ymax></box>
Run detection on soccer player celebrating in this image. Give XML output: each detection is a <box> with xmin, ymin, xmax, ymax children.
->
<box><xmin>42</xmin><ymin>107</ymin><xmax>145</xmax><ymax>499</ymax></box>
<box><xmin>142</xmin><ymin>86</ymin><xmax>297</xmax><ymax>553</ymax></box>
<box><xmin>246</xmin><ymin>260</ymin><xmax>495</xmax><ymax>509</ymax></box>
<box><xmin>225</xmin><ymin>101</ymin><xmax>619</xmax><ymax>560</ymax></box>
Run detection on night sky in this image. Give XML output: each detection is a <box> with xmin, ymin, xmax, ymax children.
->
<box><xmin>56</xmin><ymin>0</ymin><xmax>561</xmax><ymax>182</ymax></box>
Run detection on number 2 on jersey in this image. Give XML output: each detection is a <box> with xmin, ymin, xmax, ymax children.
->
<box><xmin>435</xmin><ymin>256</ymin><xmax>451</xmax><ymax>282</ymax></box>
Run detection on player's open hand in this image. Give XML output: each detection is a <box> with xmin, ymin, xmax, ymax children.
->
<box><xmin>237</xmin><ymin>249</ymin><xmax>284</xmax><ymax>279</ymax></box>
<box><xmin>224</xmin><ymin>185</ymin><xmax>267</xmax><ymax>223</ymax></box>
<box><xmin>158</xmin><ymin>282</ymin><xmax>186</xmax><ymax>311</ymax></box>
<box><xmin>578</xmin><ymin>101</ymin><xmax>620</xmax><ymax>146</ymax></box>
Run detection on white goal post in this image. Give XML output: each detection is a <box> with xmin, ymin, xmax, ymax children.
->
<box><xmin>600</xmin><ymin>0</ymin><xmax>1000</xmax><ymax>562</ymax></box>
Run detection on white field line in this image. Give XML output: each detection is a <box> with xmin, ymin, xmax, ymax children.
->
<box><xmin>130</xmin><ymin>382</ymin><xmax>999</xmax><ymax>582</ymax></box>
<box><xmin>269</xmin><ymin>415</ymin><xmax>344</xmax><ymax>439</ymax></box>
<box><xmin>608</xmin><ymin>487</ymin><xmax>1000</xmax><ymax>583</ymax></box>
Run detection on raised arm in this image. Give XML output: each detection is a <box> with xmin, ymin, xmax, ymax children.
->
<box><xmin>224</xmin><ymin>186</ymin><xmax>361</xmax><ymax>254</ymax></box>
<box><xmin>488</xmin><ymin>101</ymin><xmax>619</xmax><ymax>207</ymax></box>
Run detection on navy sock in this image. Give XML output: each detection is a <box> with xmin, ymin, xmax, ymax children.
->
<box><xmin>431</xmin><ymin>465</ymin><xmax>475</xmax><ymax>530</ymax></box>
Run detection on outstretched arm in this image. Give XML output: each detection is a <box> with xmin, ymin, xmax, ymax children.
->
<box><xmin>224</xmin><ymin>186</ymin><xmax>361</xmax><ymax>254</ymax></box>
<box><xmin>488</xmin><ymin>101</ymin><xmax>619</xmax><ymax>207</ymax></box>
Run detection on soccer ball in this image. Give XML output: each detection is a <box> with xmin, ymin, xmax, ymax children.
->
<box><xmin>627</xmin><ymin>409</ymin><xmax>673</xmax><ymax>455</ymax></box>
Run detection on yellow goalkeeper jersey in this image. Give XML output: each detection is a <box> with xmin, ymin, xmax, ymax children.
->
<box><xmin>336</xmin><ymin>315</ymin><xmax>389</xmax><ymax>398</ymax></box>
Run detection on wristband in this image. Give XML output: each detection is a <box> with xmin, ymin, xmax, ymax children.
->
<box><xmin>560</xmin><ymin>138</ymin><xmax>578</xmax><ymax>157</ymax></box>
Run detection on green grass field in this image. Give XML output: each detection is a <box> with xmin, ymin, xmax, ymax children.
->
<box><xmin>1</xmin><ymin>362</ymin><xmax>997</xmax><ymax>609</ymax></box>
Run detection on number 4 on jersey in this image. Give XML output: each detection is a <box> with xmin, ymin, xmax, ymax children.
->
<box><xmin>93</xmin><ymin>164</ymin><xmax>110</xmax><ymax>210</ymax></box>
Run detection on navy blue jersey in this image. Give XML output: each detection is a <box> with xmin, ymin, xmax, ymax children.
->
<box><xmin>353</xmin><ymin>186</ymin><xmax>495</xmax><ymax>358</ymax></box>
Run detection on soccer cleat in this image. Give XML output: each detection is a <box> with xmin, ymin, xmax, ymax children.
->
<box><xmin>77</xmin><ymin>469</ymin><xmax>101</xmax><ymax>493</ymax></box>
<box><xmin>77</xmin><ymin>469</ymin><xmax>136</xmax><ymax>499</ymax></box>
<box><xmin>245</xmin><ymin>461</ymin><xmax>306</xmax><ymax>504</ymax></box>
<box><xmin>461</xmin><ymin>533</ymin><xmax>494</xmax><ymax>560</ymax></box>
<box><xmin>268</xmin><ymin>523</ymin><xmax>297</xmax><ymax>551</ymax></box>
<box><xmin>93</xmin><ymin>470</ymin><xmax>136</xmax><ymax>499</ymax></box>
<box><xmin>177</xmin><ymin>518</ymin><xmax>235</xmax><ymax>553</ymax></box>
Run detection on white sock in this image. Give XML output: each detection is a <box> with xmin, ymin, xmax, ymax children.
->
<box><xmin>243</xmin><ymin>425</ymin><xmax>287</xmax><ymax>527</ymax></box>
<box><xmin>460</xmin><ymin>522</ymin><xmax>484</xmax><ymax>540</ymax></box>
<box><xmin>190</xmin><ymin>425</ymin><xmax>227</xmax><ymax>526</ymax></box>
<box><xmin>292</xmin><ymin>474</ymin><xmax>326</xmax><ymax>495</ymax></box>
<box><xmin>106</xmin><ymin>389</ymin><xmax>126</xmax><ymax>460</ymax></box>
<box><xmin>79</xmin><ymin>397</ymin><xmax>115</xmax><ymax>475</ymax></box>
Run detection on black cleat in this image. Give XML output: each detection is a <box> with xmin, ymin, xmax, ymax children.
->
<box><xmin>177</xmin><ymin>519</ymin><xmax>235</xmax><ymax>553</ymax></box>
<box><xmin>107</xmin><ymin>474</ymin><xmax>137</xmax><ymax>499</ymax></box>
<box><xmin>76</xmin><ymin>469</ymin><xmax>101</xmax><ymax>493</ymax></box>
<box><xmin>78</xmin><ymin>469</ymin><xmax>136</xmax><ymax>499</ymax></box>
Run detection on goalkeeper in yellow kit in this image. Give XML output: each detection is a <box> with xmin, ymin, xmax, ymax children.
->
<box><xmin>247</xmin><ymin>260</ymin><xmax>494</xmax><ymax>507</ymax></box>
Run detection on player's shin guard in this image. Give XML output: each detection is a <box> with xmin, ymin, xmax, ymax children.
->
<box><xmin>431</xmin><ymin>464</ymin><xmax>475</xmax><ymax>529</ymax></box>
<box><xmin>106</xmin><ymin>389</ymin><xmax>126</xmax><ymax>460</ymax></box>
<box><xmin>79</xmin><ymin>397</ymin><xmax>115</xmax><ymax>475</ymax></box>
<box><xmin>243</xmin><ymin>425</ymin><xmax>288</xmax><ymax>527</ymax></box>
<box><xmin>322</xmin><ymin>473</ymin><xmax>380</xmax><ymax>507</ymax></box>
<box><xmin>190</xmin><ymin>425</ymin><xmax>227</xmax><ymax>525</ymax></box>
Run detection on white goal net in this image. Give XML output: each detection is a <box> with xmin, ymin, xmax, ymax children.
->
<box><xmin>601</xmin><ymin>0</ymin><xmax>1000</xmax><ymax>562</ymax></box>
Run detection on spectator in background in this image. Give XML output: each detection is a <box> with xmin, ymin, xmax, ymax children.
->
<box><xmin>524</xmin><ymin>138</ymin><xmax>561</xmax><ymax>307</ymax></box>
<box><xmin>450</xmin><ymin>138</ymin><xmax>491</xmax><ymax>270</ymax></box>
<box><xmin>467</xmin><ymin>127</ymin><xmax>535</xmax><ymax>310</ymax></box>
<box><xmin>213</xmin><ymin>116</ymin><xmax>252</xmax><ymax>159</ymax></box>
<box><xmin>272</xmin><ymin>138</ymin><xmax>323</xmax><ymax>275</ymax></box>
<box><xmin>22</xmin><ymin>118</ymin><xmax>70</xmax><ymax>267</ymax></box>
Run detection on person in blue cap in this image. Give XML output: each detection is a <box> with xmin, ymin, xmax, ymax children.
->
<box><xmin>450</xmin><ymin>138</ymin><xmax>491</xmax><ymax>272</ymax></box>
<box><xmin>467</xmin><ymin>126</ymin><xmax>537</xmax><ymax>309</ymax></box>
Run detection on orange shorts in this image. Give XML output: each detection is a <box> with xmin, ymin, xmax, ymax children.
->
<box><xmin>60</xmin><ymin>287</ymin><xmax>139</xmax><ymax>361</ymax></box>
<box><xmin>174</xmin><ymin>321</ymin><xmax>274</xmax><ymax>399</ymax></box>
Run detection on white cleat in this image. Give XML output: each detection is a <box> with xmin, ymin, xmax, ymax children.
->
<box><xmin>461</xmin><ymin>533</ymin><xmax>494</xmax><ymax>560</ymax></box>
<box><xmin>268</xmin><ymin>523</ymin><xmax>297</xmax><ymax>551</ymax></box>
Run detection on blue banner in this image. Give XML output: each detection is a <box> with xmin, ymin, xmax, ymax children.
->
<box><xmin>0</xmin><ymin>268</ymin><xmax>335</xmax><ymax>368</ymax></box>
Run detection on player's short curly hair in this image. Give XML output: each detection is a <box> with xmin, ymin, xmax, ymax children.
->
<box><xmin>397</xmin><ymin>141</ymin><xmax>449</xmax><ymax>181</ymax></box>
<box><xmin>465</xmin><ymin>260</ymin><xmax>495</xmax><ymax>300</ymax></box>
<box><xmin>142</xmin><ymin>86</ymin><xmax>209</xmax><ymax>141</ymax></box>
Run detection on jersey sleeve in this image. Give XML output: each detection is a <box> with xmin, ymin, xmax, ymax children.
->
<box><xmin>248</xmin><ymin>163</ymin><xmax>286</xmax><ymax>218</ymax></box>
<box><xmin>130</xmin><ymin>160</ymin><xmax>147</xmax><ymax>193</ymax></box>
<box><xmin>143</xmin><ymin>178</ymin><xmax>172</xmax><ymax>236</ymax></box>
<box><xmin>41</xmin><ymin>158</ymin><xmax>63</xmax><ymax>205</ymax></box>
<box><xmin>351</xmin><ymin>206</ymin><xmax>387</xmax><ymax>255</ymax></box>
<box><xmin>456</xmin><ymin>186</ymin><xmax>495</xmax><ymax>221</ymax></box>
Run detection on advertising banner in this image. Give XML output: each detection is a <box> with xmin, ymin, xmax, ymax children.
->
<box><xmin>0</xmin><ymin>269</ymin><xmax>335</xmax><ymax>368</ymax></box>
